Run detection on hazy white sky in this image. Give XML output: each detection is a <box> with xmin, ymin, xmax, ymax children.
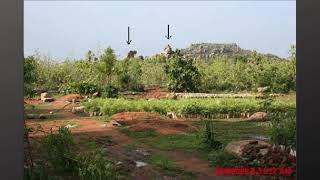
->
<box><xmin>24</xmin><ymin>1</ymin><xmax>296</xmax><ymax>60</ymax></box>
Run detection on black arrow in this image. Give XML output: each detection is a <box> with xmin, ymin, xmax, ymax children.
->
<box><xmin>165</xmin><ymin>24</ymin><xmax>172</xmax><ymax>39</ymax></box>
<box><xmin>126</xmin><ymin>26</ymin><xmax>132</xmax><ymax>45</ymax></box>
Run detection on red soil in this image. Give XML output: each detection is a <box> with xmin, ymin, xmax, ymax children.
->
<box><xmin>129</xmin><ymin>119</ymin><xmax>197</xmax><ymax>135</ymax></box>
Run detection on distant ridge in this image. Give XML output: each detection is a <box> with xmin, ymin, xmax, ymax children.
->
<box><xmin>180</xmin><ymin>43</ymin><xmax>282</xmax><ymax>60</ymax></box>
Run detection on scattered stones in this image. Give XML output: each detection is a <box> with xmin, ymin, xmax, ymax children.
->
<box><xmin>167</xmin><ymin>112</ymin><xmax>178</xmax><ymax>119</ymax></box>
<box><xmin>92</xmin><ymin>92</ymin><xmax>100</xmax><ymax>98</ymax></box>
<box><xmin>111</xmin><ymin>120</ymin><xmax>122</xmax><ymax>127</ymax></box>
<box><xmin>25</xmin><ymin>114</ymin><xmax>38</xmax><ymax>119</ymax></box>
<box><xmin>40</xmin><ymin>92</ymin><xmax>54</xmax><ymax>102</ymax></box>
<box><xmin>65</xmin><ymin>124</ymin><xmax>78</xmax><ymax>129</ymax></box>
<box><xmin>39</xmin><ymin>114</ymin><xmax>47</xmax><ymax>119</ymax></box>
<box><xmin>26</xmin><ymin>113</ymin><xmax>50</xmax><ymax>119</ymax></box>
<box><xmin>225</xmin><ymin>140</ymin><xmax>271</xmax><ymax>158</ymax></box>
<box><xmin>257</xmin><ymin>86</ymin><xmax>269</xmax><ymax>93</ymax></box>
<box><xmin>71</xmin><ymin>106</ymin><xmax>85</xmax><ymax>114</ymax></box>
<box><xmin>40</xmin><ymin>92</ymin><xmax>49</xmax><ymax>101</ymax></box>
<box><xmin>135</xmin><ymin>161</ymin><xmax>148</xmax><ymax>168</ymax></box>
<box><xmin>247</xmin><ymin>112</ymin><xmax>268</xmax><ymax>121</ymax></box>
<box><xmin>135</xmin><ymin>149</ymin><xmax>150</xmax><ymax>156</ymax></box>
<box><xmin>42</xmin><ymin>98</ymin><xmax>54</xmax><ymax>103</ymax></box>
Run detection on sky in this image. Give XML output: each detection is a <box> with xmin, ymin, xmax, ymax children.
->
<box><xmin>24</xmin><ymin>1</ymin><xmax>296</xmax><ymax>60</ymax></box>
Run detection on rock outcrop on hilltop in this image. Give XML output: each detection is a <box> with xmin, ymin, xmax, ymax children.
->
<box><xmin>180</xmin><ymin>43</ymin><xmax>282</xmax><ymax>60</ymax></box>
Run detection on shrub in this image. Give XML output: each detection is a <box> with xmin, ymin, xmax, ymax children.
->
<box><xmin>208</xmin><ymin>150</ymin><xmax>238</xmax><ymax>168</ymax></box>
<box><xmin>44</xmin><ymin>127</ymin><xmax>77</xmax><ymax>172</ymax></box>
<box><xmin>200</xmin><ymin>120</ymin><xmax>221</xmax><ymax>149</ymax></box>
<box><xmin>24</xmin><ymin>56</ymin><xmax>38</xmax><ymax>96</ymax></box>
<box><xmin>164</xmin><ymin>50</ymin><xmax>201</xmax><ymax>92</ymax></box>
<box><xmin>101</xmin><ymin>85</ymin><xmax>119</xmax><ymax>98</ymax></box>
<box><xmin>61</xmin><ymin>81</ymin><xmax>99</xmax><ymax>95</ymax></box>
<box><xmin>268</xmin><ymin>112</ymin><xmax>296</xmax><ymax>148</ymax></box>
<box><xmin>78</xmin><ymin>149</ymin><xmax>126</xmax><ymax>180</ymax></box>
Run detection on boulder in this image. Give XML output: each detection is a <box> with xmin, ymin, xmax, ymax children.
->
<box><xmin>40</xmin><ymin>92</ymin><xmax>49</xmax><ymax>101</ymax></box>
<box><xmin>163</xmin><ymin>44</ymin><xmax>173</xmax><ymax>59</ymax></box>
<box><xmin>92</xmin><ymin>92</ymin><xmax>100</xmax><ymax>98</ymax></box>
<box><xmin>247</xmin><ymin>112</ymin><xmax>267</xmax><ymax>121</ymax></box>
<box><xmin>42</xmin><ymin>97</ymin><xmax>54</xmax><ymax>103</ymax></box>
<box><xmin>127</xmin><ymin>50</ymin><xmax>137</xmax><ymax>59</ymax></box>
<box><xmin>257</xmin><ymin>86</ymin><xmax>269</xmax><ymax>93</ymax></box>
<box><xmin>225</xmin><ymin>140</ymin><xmax>271</xmax><ymax>158</ymax></box>
<box><xmin>167</xmin><ymin>112</ymin><xmax>178</xmax><ymax>119</ymax></box>
<box><xmin>71</xmin><ymin>106</ymin><xmax>85</xmax><ymax>114</ymax></box>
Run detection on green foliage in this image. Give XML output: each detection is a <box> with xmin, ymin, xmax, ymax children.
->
<box><xmin>208</xmin><ymin>150</ymin><xmax>238</xmax><ymax>168</ymax></box>
<box><xmin>25</xmin><ymin>46</ymin><xmax>296</xmax><ymax>94</ymax></box>
<box><xmin>200</xmin><ymin>120</ymin><xmax>222</xmax><ymax>149</ymax></box>
<box><xmin>82</xmin><ymin>98</ymin><xmax>295</xmax><ymax>117</ymax></box>
<box><xmin>101</xmin><ymin>85</ymin><xmax>119</xmax><ymax>98</ymax></box>
<box><xmin>61</xmin><ymin>80</ymin><xmax>99</xmax><ymax>95</ymax></box>
<box><xmin>120</xmin><ymin>127</ymin><xmax>159</xmax><ymax>138</ymax></box>
<box><xmin>78</xmin><ymin>149</ymin><xmax>126</xmax><ymax>180</ymax></box>
<box><xmin>44</xmin><ymin>127</ymin><xmax>77</xmax><ymax>172</ymax></box>
<box><xmin>268</xmin><ymin>112</ymin><xmax>296</xmax><ymax>148</ymax></box>
<box><xmin>114</xmin><ymin>59</ymin><xmax>144</xmax><ymax>91</ymax></box>
<box><xmin>196</xmin><ymin>57</ymin><xmax>296</xmax><ymax>93</ymax></box>
<box><xmin>164</xmin><ymin>50</ymin><xmax>201</xmax><ymax>92</ymax></box>
<box><xmin>24</xmin><ymin>56</ymin><xmax>38</xmax><ymax>96</ymax></box>
<box><xmin>98</xmin><ymin>47</ymin><xmax>116</xmax><ymax>85</ymax></box>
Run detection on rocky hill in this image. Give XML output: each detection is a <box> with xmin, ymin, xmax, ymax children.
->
<box><xmin>180</xmin><ymin>43</ymin><xmax>282</xmax><ymax>60</ymax></box>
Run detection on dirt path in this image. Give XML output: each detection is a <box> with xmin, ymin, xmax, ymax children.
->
<box><xmin>25</xmin><ymin>100</ymin><xmax>248</xmax><ymax>180</ymax></box>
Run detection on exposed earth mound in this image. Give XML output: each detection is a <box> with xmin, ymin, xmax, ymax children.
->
<box><xmin>128</xmin><ymin>119</ymin><xmax>197</xmax><ymax>135</ymax></box>
<box><xmin>111</xmin><ymin>112</ymin><xmax>167</xmax><ymax>125</ymax></box>
<box><xmin>57</xmin><ymin>94</ymin><xmax>84</xmax><ymax>102</ymax></box>
<box><xmin>123</xmin><ymin>88</ymin><xmax>169</xmax><ymax>100</ymax></box>
<box><xmin>112</xmin><ymin>112</ymin><xmax>196</xmax><ymax>135</ymax></box>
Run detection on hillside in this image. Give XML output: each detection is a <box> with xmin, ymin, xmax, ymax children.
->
<box><xmin>180</xmin><ymin>43</ymin><xmax>282</xmax><ymax>60</ymax></box>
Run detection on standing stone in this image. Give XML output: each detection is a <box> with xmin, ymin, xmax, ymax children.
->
<box><xmin>163</xmin><ymin>44</ymin><xmax>173</xmax><ymax>59</ymax></box>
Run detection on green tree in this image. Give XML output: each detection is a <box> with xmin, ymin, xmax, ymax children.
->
<box><xmin>24</xmin><ymin>56</ymin><xmax>38</xmax><ymax>96</ymax></box>
<box><xmin>164</xmin><ymin>50</ymin><xmax>201</xmax><ymax>92</ymax></box>
<box><xmin>98</xmin><ymin>47</ymin><xmax>116</xmax><ymax>85</ymax></box>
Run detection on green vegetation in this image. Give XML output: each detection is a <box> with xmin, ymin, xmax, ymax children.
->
<box><xmin>44</xmin><ymin>127</ymin><xmax>77</xmax><ymax>172</ymax></box>
<box><xmin>118</xmin><ymin>120</ymin><xmax>269</xmax><ymax>167</ymax></box>
<box><xmin>164</xmin><ymin>50</ymin><xmax>201</xmax><ymax>92</ymax></box>
<box><xmin>24</xmin><ymin>127</ymin><xmax>126</xmax><ymax>180</ymax></box>
<box><xmin>83</xmin><ymin>97</ymin><xmax>295</xmax><ymax>116</ymax></box>
<box><xmin>24</xmin><ymin>46</ymin><xmax>295</xmax><ymax>95</ymax></box>
<box><xmin>200</xmin><ymin>120</ymin><xmax>222</xmax><ymax>149</ymax></box>
<box><xmin>24</xmin><ymin>56</ymin><xmax>38</xmax><ymax>96</ymax></box>
<box><xmin>268</xmin><ymin>112</ymin><xmax>296</xmax><ymax>148</ymax></box>
<box><xmin>147</xmin><ymin>154</ymin><xmax>194</xmax><ymax>179</ymax></box>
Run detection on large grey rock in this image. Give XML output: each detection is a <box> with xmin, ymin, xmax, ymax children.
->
<box><xmin>163</xmin><ymin>44</ymin><xmax>173</xmax><ymax>59</ymax></box>
<box><xmin>248</xmin><ymin>112</ymin><xmax>267</xmax><ymax>121</ymax></box>
<box><xmin>180</xmin><ymin>43</ymin><xmax>282</xmax><ymax>60</ymax></box>
<box><xmin>225</xmin><ymin>140</ymin><xmax>271</xmax><ymax>158</ymax></box>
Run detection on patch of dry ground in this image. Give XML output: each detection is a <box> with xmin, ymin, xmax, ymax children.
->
<box><xmin>25</xmin><ymin>98</ymin><xmax>248</xmax><ymax>180</ymax></box>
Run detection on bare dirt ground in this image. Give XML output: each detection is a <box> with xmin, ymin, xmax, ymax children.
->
<box><xmin>124</xmin><ymin>88</ymin><xmax>169</xmax><ymax>99</ymax></box>
<box><xmin>25</xmin><ymin>96</ymin><xmax>249</xmax><ymax>180</ymax></box>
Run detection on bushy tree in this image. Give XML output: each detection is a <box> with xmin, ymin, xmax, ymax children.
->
<box><xmin>115</xmin><ymin>59</ymin><xmax>143</xmax><ymax>91</ymax></box>
<box><xmin>98</xmin><ymin>47</ymin><xmax>116</xmax><ymax>85</ymax></box>
<box><xmin>24</xmin><ymin>56</ymin><xmax>38</xmax><ymax>96</ymax></box>
<box><xmin>164</xmin><ymin>50</ymin><xmax>201</xmax><ymax>92</ymax></box>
